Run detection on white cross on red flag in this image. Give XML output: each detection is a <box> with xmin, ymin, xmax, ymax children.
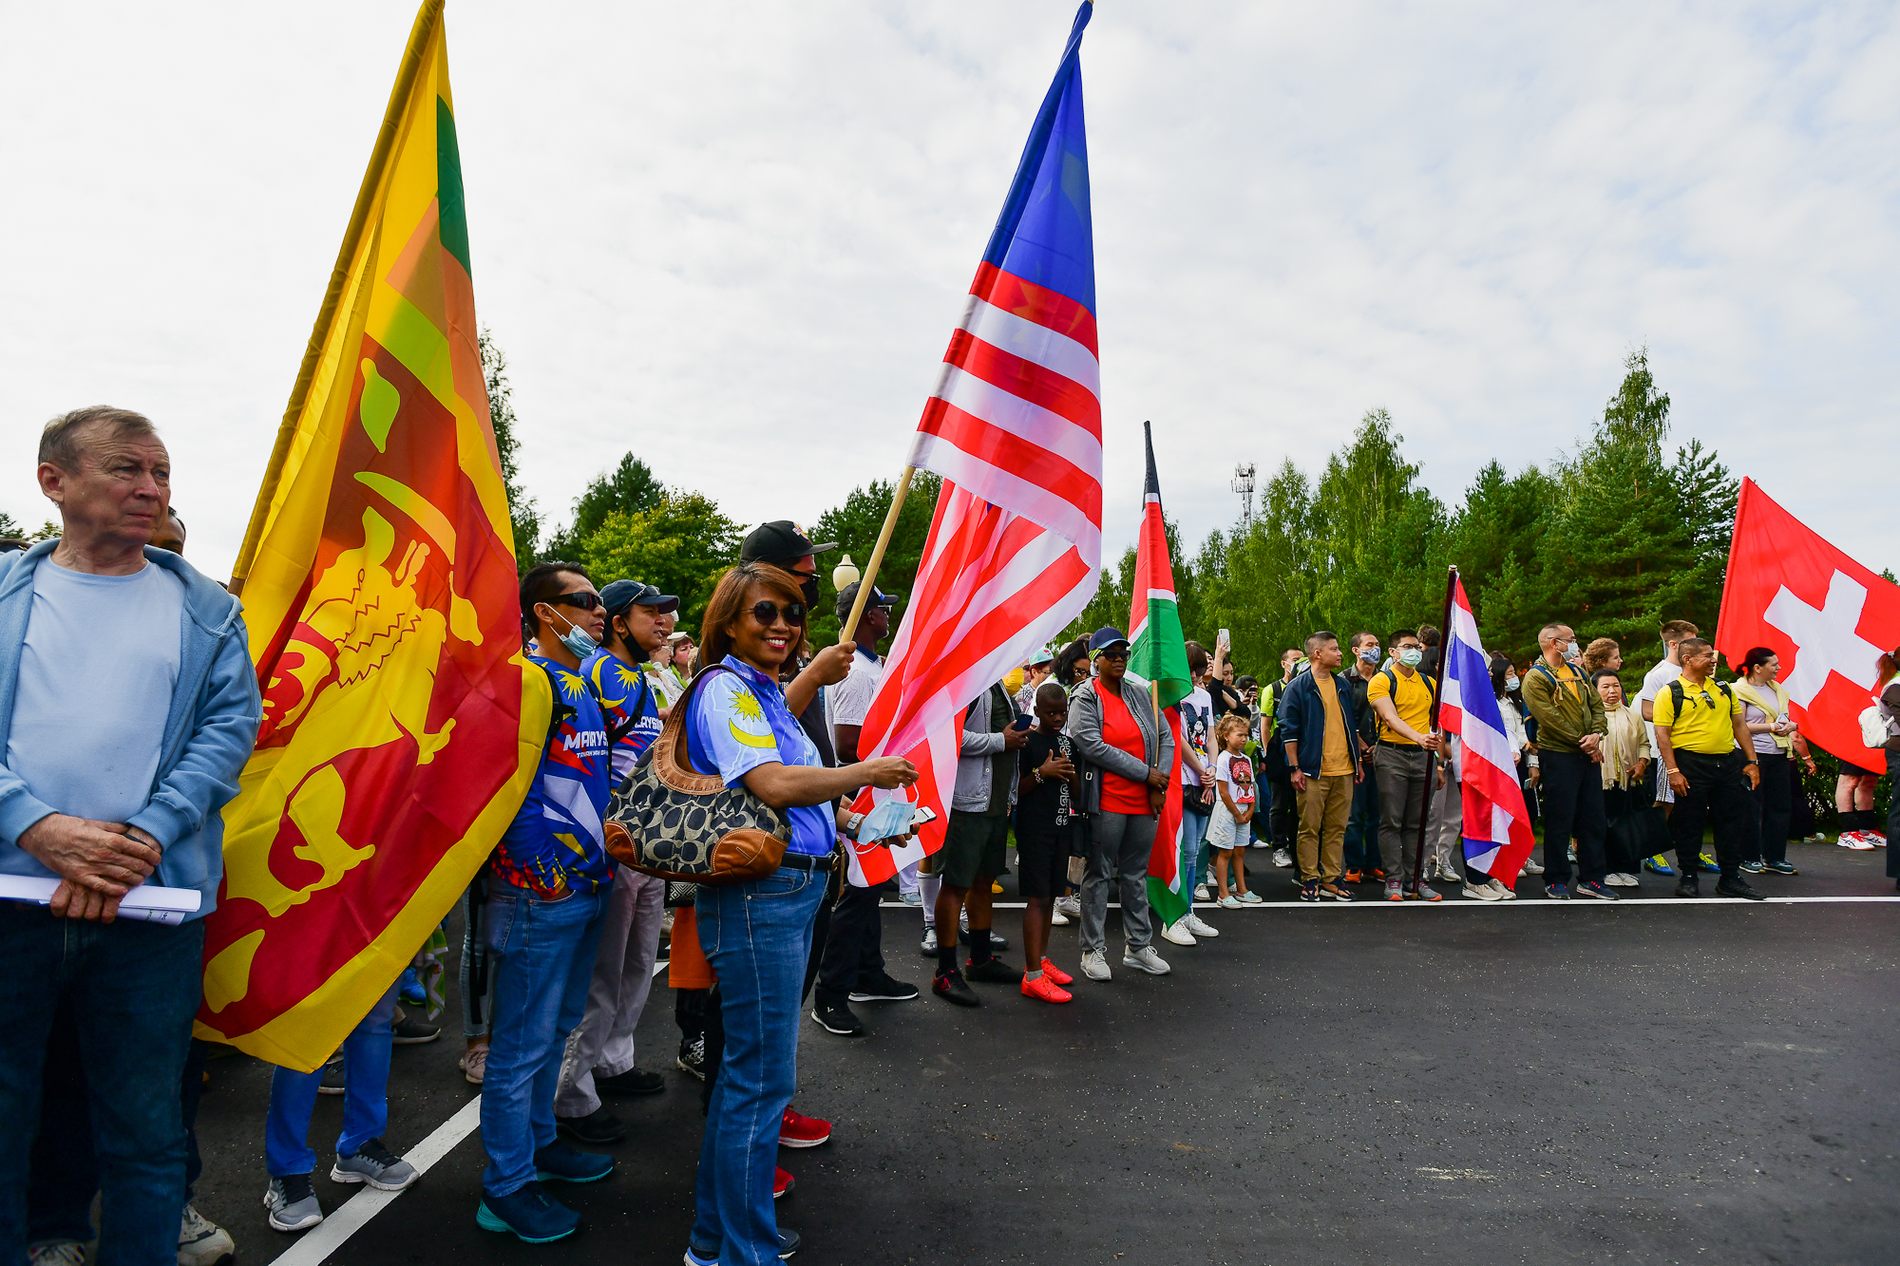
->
<box><xmin>1715</xmin><ymin>478</ymin><xmax>1900</xmax><ymax>765</ymax></box>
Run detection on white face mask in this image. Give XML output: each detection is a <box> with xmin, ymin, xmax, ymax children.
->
<box><xmin>1565</xmin><ymin>640</ymin><xmax>1581</xmax><ymax>659</ymax></box>
<box><xmin>1504</xmin><ymin>673</ymin><xmax>1520</xmax><ymax>691</ymax></box>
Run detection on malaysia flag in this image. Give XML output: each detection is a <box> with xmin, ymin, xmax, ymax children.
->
<box><xmin>847</xmin><ymin>4</ymin><xmax>1104</xmax><ymax>886</ymax></box>
<box><xmin>1439</xmin><ymin>573</ymin><xmax>1536</xmax><ymax>885</ymax></box>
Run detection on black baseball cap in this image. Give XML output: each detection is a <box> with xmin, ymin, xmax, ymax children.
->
<box><xmin>740</xmin><ymin>520</ymin><xmax>838</xmax><ymax>566</ymax></box>
<box><xmin>835</xmin><ymin>581</ymin><xmax>898</xmax><ymax>621</ymax></box>
<box><xmin>599</xmin><ymin>579</ymin><xmax>679</xmax><ymax>616</ymax></box>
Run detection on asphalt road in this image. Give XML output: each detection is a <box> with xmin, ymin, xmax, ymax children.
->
<box><xmin>188</xmin><ymin>839</ymin><xmax>1900</xmax><ymax>1266</ymax></box>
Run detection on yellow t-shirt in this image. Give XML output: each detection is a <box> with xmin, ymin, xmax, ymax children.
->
<box><xmin>1314</xmin><ymin>673</ymin><xmax>1353</xmax><ymax>776</ymax></box>
<box><xmin>1365</xmin><ymin>667</ymin><xmax>1433</xmax><ymax>746</ymax></box>
<box><xmin>1652</xmin><ymin>678</ymin><xmax>1742</xmax><ymax>756</ymax></box>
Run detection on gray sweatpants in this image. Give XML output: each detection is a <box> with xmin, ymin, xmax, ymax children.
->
<box><xmin>1081</xmin><ymin>810</ymin><xmax>1158</xmax><ymax>954</ymax></box>
<box><xmin>1375</xmin><ymin>744</ymin><xmax>1429</xmax><ymax>886</ymax></box>
<box><xmin>555</xmin><ymin>864</ymin><xmax>665</xmax><ymax>1117</ymax></box>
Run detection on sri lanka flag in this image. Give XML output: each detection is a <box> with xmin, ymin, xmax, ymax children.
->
<box><xmin>1128</xmin><ymin>421</ymin><xmax>1192</xmax><ymax>928</ymax></box>
<box><xmin>204</xmin><ymin>0</ymin><xmax>549</xmax><ymax>1071</ymax></box>
<box><xmin>1439</xmin><ymin>573</ymin><xmax>1535</xmax><ymax>885</ymax></box>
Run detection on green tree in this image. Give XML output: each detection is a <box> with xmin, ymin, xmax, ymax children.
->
<box><xmin>479</xmin><ymin>329</ymin><xmax>542</xmax><ymax>570</ymax></box>
<box><xmin>807</xmin><ymin>472</ymin><xmax>941</xmax><ymax>647</ymax></box>
<box><xmin>1449</xmin><ymin>460</ymin><xmax>1560</xmax><ymax>660</ymax></box>
<box><xmin>547</xmin><ymin>453</ymin><xmax>665</xmax><ymax>563</ymax></box>
<box><xmin>0</xmin><ymin>510</ymin><xmax>22</xmax><ymax>540</ymax></box>
<box><xmin>1308</xmin><ymin>409</ymin><xmax>1450</xmax><ymax>642</ymax></box>
<box><xmin>569</xmin><ymin>491</ymin><xmax>740</xmax><ymax>624</ymax></box>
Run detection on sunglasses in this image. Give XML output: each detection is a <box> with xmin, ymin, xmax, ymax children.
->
<box><xmin>1095</xmin><ymin>646</ymin><xmax>1130</xmax><ymax>660</ymax></box>
<box><xmin>750</xmin><ymin>600</ymin><xmax>807</xmax><ymax>627</ymax></box>
<box><xmin>548</xmin><ymin>592</ymin><xmax>603</xmax><ymax>612</ymax></box>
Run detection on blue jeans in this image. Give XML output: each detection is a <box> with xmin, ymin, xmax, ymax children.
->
<box><xmin>688</xmin><ymin>866</ymin><xmax>827</xmax><ymax>1266</ymax></box>
<box><xmin>1180</xmin><ymin>800</ymin><xmax>1211</xmax><ymax>899</ymax></box>
<box><xmin>1344</xmin><ymin>766</ymin><xmax>1382</xmax><ymax>871</ymax></box>
<box><xmin>479</xmin><ymin>883</ymin><xmax>607</xmax><ymax>1198</ymax></box>
<box><xmin>265</xmin><ymin>987</ymin><xmax>397</xmax><ymax>1176</ymax></box>
<box><xmin>0</xmin><ymin>907</ymin><xmax>203</xmax><ymax>1266</ymax></box>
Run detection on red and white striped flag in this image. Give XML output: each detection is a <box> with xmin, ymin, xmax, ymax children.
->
<box><xmin>847</xmin><ymin>4</ymin><xmax>1103</xmax><ymax>886</ymax></box>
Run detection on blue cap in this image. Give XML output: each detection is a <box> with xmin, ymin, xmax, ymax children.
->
<box><xmin>1089</xmin><ymin>626</ymin><xmax>1129</xmax><ymax>654</ymax></box>
<box><xmin>600</xmin><ymin>579</ymin><xmax>679</xmax><ymax>616</ymax></box>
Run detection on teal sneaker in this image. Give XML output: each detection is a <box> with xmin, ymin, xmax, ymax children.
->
<box><xmin>476</xmin><ymin>1182</ymin><xmax>580</xmax><ymax>1243</ymax></box>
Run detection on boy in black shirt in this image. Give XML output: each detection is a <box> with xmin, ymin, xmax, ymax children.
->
<box><xmin>1017</xmin><ymin>682</ymin><xmax>1080</xmax><ymax>1004</ymax></box>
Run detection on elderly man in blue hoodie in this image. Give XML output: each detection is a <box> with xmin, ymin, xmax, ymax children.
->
<box><xmin>0</xmin><ymin>406</ymin><xmax>260</xmax><ymax>1264</ymax></box>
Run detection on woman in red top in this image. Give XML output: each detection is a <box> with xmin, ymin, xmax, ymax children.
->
<box><xmin>1067</xmin><ymin>627</ymin><xmax>1177</xmax><ymax>983</ymax></box>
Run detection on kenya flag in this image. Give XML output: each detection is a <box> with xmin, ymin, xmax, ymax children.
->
<box><xmin>1128</xmin><ymin>421</ymin><xmax>1192</xmax><ymax>928</ymax></box>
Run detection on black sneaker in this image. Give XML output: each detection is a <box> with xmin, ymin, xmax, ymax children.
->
<box><xmin>1675</xmin><ymin>878</ymin><xmax>1699</xmax><ymax>898</ymax></box>
<box><xmin>931</xmin><ymin>970</ymin><xmax>981</xmax><ymax>1007</ymax></box>
<box><xmin>676</xmin><ymin>1034</ymin><xmax>706</xmax><ymax>1082</ymax></box>
<box><xmin>555</xmin><ymin>1106</ymin><xmax>625</xmax><ymax>1146</ymax></box>
<box><xmin>1715</xmin><ymin>876</ymin><xmax>1765</xmax><ymax>902</ymax></box>
<box><xmin>964</xmin><ymin>957</ymin><xmax>1018</xmax><ymax>984</ymax></box>
<box><xmin>318</xmin><ymin>1054</ymin><xmax>345</xmax><ymax>1096</ymax></box>
<box><xmin>847</xmin><ymin>972</ymin><xmax>920</xmax><ymax>1003</ymax></box>
<box><xmin>810</xmin><ymin>1001</ymin><xmax>867</xmax><ymax>1037</ymax></box>
<box><xmin>595</xmin><ymin>1066</ymin><xmax>666</xmax><ymax>1096</ymax></box>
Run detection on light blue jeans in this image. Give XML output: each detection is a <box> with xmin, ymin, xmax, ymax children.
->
<box><xmin>1179</xmin><ymin>799</ymin><xmax>1212</xmax><ymax>911</ymax></box>
<box><xmin>688</xmin><ymin>866</ymin><xmax>827</xmax><ymax>1266</ymax></box>
<box><xmin>479</xmin><ymin>882</ymin><xmax>606</xmax><ymax>1198</ymax></box>
<box><xmin>265</xmin><ymin>986</ymin><xmax>397</xmax><ymax>1176</ymax></box>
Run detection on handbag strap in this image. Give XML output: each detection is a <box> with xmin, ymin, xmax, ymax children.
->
<box><xmin>656</xmin><ymin>663</ymin><xmax>739</xmax><ymax>780</ymax></box>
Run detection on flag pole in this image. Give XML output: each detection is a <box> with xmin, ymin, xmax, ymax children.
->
<box><xmin>228</xmin><ymin>0</ymin><xmax>446</xmax><ymax>592</ymax></box>
<box><xmin>840</xmin><ymin>466</ymin><xmax>916</xmax><ymax>641</ymax></box>
<box><xmin>1411</xmin><ymin>564</ymin><xmax>1460</xmax><ymax>894</ymax></box>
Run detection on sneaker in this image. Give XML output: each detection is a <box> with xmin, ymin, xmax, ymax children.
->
<box><xmin>919</xmin><ymin>926</ymin><xmax>939</xmax><ymax>954</ymax></box>
<box><xmin>317</xmin><ymin>1054</ymin><xmax>344</xmax><ymax>1096</ymax></box>
<box><xmin>1049</xmin><ymin>905</ymin><xmax>1071</xmax><ymax>926</ymax></box>
<box><xmin>1738</xmin><ymin>860</ymin><xmax>1766</xmax><ymax>874</ymax></box>
<box><xmin>555</xmin><ymin>1106</ymin><xmax>625</xmax><ymax>1146</ymax></box>
<box><xmin>1461</xmin><ymin>881</ymin><xmax>1501</xmax><ymax>902</ymax></box>
<box><xmin>1217</xmin><ymin>894</ymin><xmax>1243</xmax><ymax>909</ymax></box>
<box><xmin>1574</xmin><ymin>880</ymin><xmax>1618</xmax><ymax>901</ymax></box>
<box><xmin>931</xmin><ymin>970</ymin><xmax>980</xmax><ymax>1007</ymax></box>
<box><xmin>1343</xmin><ymin>868</ymin><xmax>1364</xmax><ymax>884</ymax></box>
<box><xmin>1867</xmin><ymin>831</ymin><xmax>1888</xmax><ymax>848</ymax></box>
<box><xmin>898</xmin><ymin>889</ymin><xmax>923</xmax><ymax>906</ymax></box>
<box><xmin>1763</xmin><ymin>860</ymin><xmax>1799</xmax><ymax>876</ymax></box>
<box><xmin>1521</xmin><ymin>858</ymin><xmax>1545</xmax><ymax>876</ymax></box>
<box><xmin>1604</xmin><ymin>872</ymin><xmax>1638</xmax><ymax>887</ymax></box>
<box><xmin>1020</xmin><ymin>973</ymin><xmax>1074</xmax><ymax>1004</ymax></box>
<box><xmin>1298</xmin><ymin>880</ymin><xmax>1320</xmax><ymax>903</ymax></box>
<box><xmin>779</xmin><ymin>1106</ymin><xmax>831</xmax><ymax>1148</ymax></box>
<box><xmin>1698</xmin><ymin>852</ymin><xmax>1721</xmax><ymax>873</ymax></box>
<box><xmin>27</xmin><ymin>1244</ymin><xmax>86</xmax><ymax>1266</ymax></box>
<box><xmin>263</xmin><ymin>1174</ymin><xmax>323</xmax><ymax>1233</ymax></box>
<box><xmin>1121</xmin><ymin>946</ymin><xmax>1172</xmax><ymax>976</ymax></box>
<box><xmin>1160</xmin><ymin>921</ymin><xmax>1198</xmax><ymax>946</ymax></box>
<box><xmin>1079</xmin><ymin>949</ymin><xmax>1112</xmax><ymax>982</ymax></box>
<box><xmin>1039</xmin><ymin>957</ymin><xmax>1075</xmax><ymax>985</ymax></box>
<box><xmin>1319</xmin><ymin>882</ymin><xmax>1353</xmax><ymax>902</ymax></box>
<box><xmin>331</xmin><ymin>1138</ymin><xmax>419</xmax><ymax>1191</ymax></box>
<box><xmin>1370</xmin><ymin>868</ymin><xmax>1387</xmax><ymax>882</ymax></box>
<box><xmin>987</xmin><ymin>929</ymin><xmax>1010</xmax><ymax>951</ymax></box>
<box><xmin>534</xmin><ymin>1141</ymin><xmax>616</xmax><ymax>1185</ymax></box>
<box><xmin>1544</xmin><ymin>883</ymin><xmax>1571</xmax><ymax>900</ymax></box>
<box><xmin>1236</xmin><ymin>890</ymin><xmax>1264</xmax><ymax>905</ymax></box>
<box><xmin>810</xmin><ymin>1001</ymin><xmax>867</xmax><ymax>1037</ymax></box>
<box><xmin>1183</xmin><ymin>913</ymin><xmax>1220</xmax><ymax>938</ymax></box>
<box><xmin>1675</xmin><ymin>877</ymin><xmax>1699</xmax><ymax>898</ymax></box>
<box><xmin>1433</xmin><ymin>865</ymin><xmax>1463</xmax><ymax>885</ymax></box>
<box><xmin>1055</xmin><ymin>894</ymin><xmax>1082</xmax><ymax>919</ymax></box>
<box><xmin>1485</xmin><ymin>879</ymin><xmax>1517</xmax><ymax>901</ymax></box>
<box><xmin>1403</xmin><ymin>885</ymin><xmax>1444</xmax><ymax>903</ymax></box>
<box><xmin>964</xmin><ymin>957</ymin><xmax>1019</xmax><ymax>984</ymax></box>
<box><xmin>1385</xmin><ymin>881</ymin><xmax>1404</xmax><ymax>902</ymax></box>
<box><xmin>1715</xmin><ymin>876</ymin><xmax>1766</xmax><ymax>902</ymax></box>
<box><xmin>1838</xmin><ymin>832</ymin><xmax>1877</xmax><ymax>851</ymax></box>
<box><xmin>676</xmin><ymin>1033</ymin><xmax>706</xmax><ymax>1081</ymax></box>
<box><xmin>458</xmin><ymin>1044</ymin><xmax>488</xmax><ymax>1086</ymax></box>
<box><xmin>596</xmin><ymin>1066</ymin><xmax>666</xmax><ymax>1096</ymax></box>
<box><xmin>1192</xmin><ymin>883</ymin><xmax>1211</xmax><ymax>901</ymax></box>
<box><xmin>475</xmin><ymin>1182</ymin><xmax>579</xmax><ymax>1244</ymax></box>
<box><xmin>1643</xmin><ymin>855</ymin><xmax>1676</xmax><ymax>876</ymax></box>
<box><xmin>774</xmin><ymin>1166</ymin><xmax>795</xmax><ymax>1200</ymax></box>
<box><xmin>1271</xmin><ymin>848</ymin><xmax>1293</xmax><ymax>869</ymax></box>
<box><xmin>178</xmin><ymin>1203</ymin><xmax>235</xmax><ymax>1266</ymax></box>
<box><xmin>848</xmin><ymin>972</ymin><xmax>920</xmax><ymax>1003</ymax></box>
<box><xmin>391</xmin><ymin>1007</ymin><xmax>441</xmax><ymax>1045</ymax></box>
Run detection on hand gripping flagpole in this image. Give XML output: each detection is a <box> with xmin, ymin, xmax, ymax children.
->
<box><xmin>1410</xmin><ymin>565</ymin><xmax>1460</xmax><ymax>895</ymax></box>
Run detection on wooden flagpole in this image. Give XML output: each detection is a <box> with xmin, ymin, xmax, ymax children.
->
<box><xmin>839</xmin><ymin>466</ymin><xmax>916</xmax><ymax>642</ymax></box>
<box><xmin>1410</xmin><ymin>564</ymin><xmax>1460</xmax><ymax>894</ymax></box>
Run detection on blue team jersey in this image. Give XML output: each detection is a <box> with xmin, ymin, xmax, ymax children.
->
<box><xmin>492</xmin><ymin>656</ymin><xmax>614</xmax><ymax>898</ymax></box>
<box><xmin>685</xmin><ymin>656</ymin><xmax>835</xmax><ymax>858</ymax></box>
<box><xmin>583</xmin><ymin>647</ymin><xmax>662</xmax><ymax>781</ymax></box>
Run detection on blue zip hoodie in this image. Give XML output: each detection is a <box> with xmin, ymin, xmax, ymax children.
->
<box><xmin>0</xmin><ymin>541</ymin><xmax>262</xmax><ymax>918</ymax></box>
<box><xmin>1275</xmin><ymin>667</ymin><xmax>1365</xmax><ymax>780</ymax></box>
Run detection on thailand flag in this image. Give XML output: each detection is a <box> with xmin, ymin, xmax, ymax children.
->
<box><xmin>1438</xmin><ymin>573</ymin><xmax>1536</xmax><ymax>885</ymax></box>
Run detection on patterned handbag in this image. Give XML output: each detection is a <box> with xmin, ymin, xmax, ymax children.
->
<box><xmin>604</xmin><ymin>666</ymin><xmax>790</xmax><ymax>884</ymax></box>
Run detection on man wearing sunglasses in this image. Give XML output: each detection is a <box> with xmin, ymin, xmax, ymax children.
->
<box><xmin>554</xmin><ymin>580</ymin><xmax>680</xmax><ymax>1146</ymax></box>
<box><xmin>1651</xmin><ymin>638</ymin><xmax>1763</xmax><ymax>900</ymax></box>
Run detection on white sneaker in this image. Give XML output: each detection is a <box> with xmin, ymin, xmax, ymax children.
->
<box><xmin>178</xmin><ymin>1203</ymin><xmax>236</xmax><ymax>1266</ymax></box>
<box><xmin>1055</xmin><ymin>894</ymin><xmax>1082</xmax><ymax>919</ymax></box>
<box><xmin>27</xmin><ymin>1243</ymin><xmax>86</xmax><ymax>1266</ymax></box>
<box><xmin>1236</xmin><ymin>890</ymin><xmax>1264</xmax><ymax>905</ymax></box>
<box><xmin>1605</xmin><ymin>872</ymin><xmax>1637</xmax><ymax>887</ymax></box>
<box><xmin>1184</xmin><ymin>913</ymin><xmax>1220</xmax><ymax>938</ymax></box>
<box><xmin>1079</xmin><ymin>949</ymin><xmax>1111</xmax><ymax>981</ymax></box>
<box><xmin>1838</xmin><ymin>832</ymin><xmax>1876</xmax><ymax>851</ymax></box>
<box><xmin>1271</xmin><ymin>848</ymin><xmax>1293</xmax><ymax>869</ymax></box>
<box><xmin>1122</xmin><ymin>945</ymin><xmax>1172</xmax><ymax>975</ymax></box>
<box><xmin>1160</xmin><ymin>922</ymin><xmax>1197</xmax><ymax>947</ymax></box>
<box><xmin>1461</xmin><ymin>882</ymin><xmax>1501</xmax><ymax>901</ymax></box>
<box><xmin>1522</xmin><ymin>858</ymin><xmax>1545</xmax><ymax>876</ymax></box>
<box><xmin>1049</xmin><ymin>906</ymin><xmax>1071</xmax><ymax>926</ymax></box>
<box><xmin>1485</xmin><ymin>879</ymin><xmax>1517</xmax><ymax>901</ymax></box>
<box><xmin>1218</xmin><ymin>894</ymin><xmax>1243</xmax><ymax>909</ymax></box>
<box><xmin>919</xmin><ymin>926</ymin><xmax>938</xmax><ymax>954</ymax></box>
<box><xmin>1192</xmin><ymin>883</ymin><xmax>1211</xmax><ymax>901</ymax></box>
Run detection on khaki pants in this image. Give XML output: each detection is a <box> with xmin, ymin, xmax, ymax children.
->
<box><xmin>1295</xmin><ymin>773</ymin><xmax>1354</xmax><ymax>883</ymax></box>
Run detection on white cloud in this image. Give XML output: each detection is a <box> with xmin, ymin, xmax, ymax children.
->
<box><xmin>2</xmin><ymin>1</ymin><xmax>1895</xmax><ymax>581</ymax></box>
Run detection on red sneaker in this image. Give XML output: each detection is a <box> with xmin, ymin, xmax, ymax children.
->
<box><xmin>774</xmin><ymin>1166</ymin><xmax>795</xmax><ymax>1199</ymax></box>
<box><xmin>779</xmin><ymin>1105</ymin><xmax>831</xmax><ymax>1149</ymax></box>
<box><xmin>1020</xmin><ymin>973</ymin><xmax>1074</xmax><ymax>1004</ymax></box>
<box><xmin>1039</xmin><ymin>957</ymin><xmax>1074</xmax><ymax>986</ymax></box>
<box><xmin>1344</xmin><ymin>868</ymin><xmax>1364</xmax><ymax>884</ymax></box>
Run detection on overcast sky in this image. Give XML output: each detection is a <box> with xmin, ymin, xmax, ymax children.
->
<box><xmin>4</xmin><ymin>1</ymin><xmax>1896</xmax><ymax>580</ymax></box>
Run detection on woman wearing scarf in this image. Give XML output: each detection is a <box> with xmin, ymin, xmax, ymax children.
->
<box><xmin>1593</xmin><ymin>670</ymin><xmax>1654</xmax><ymax>888</ymax></box>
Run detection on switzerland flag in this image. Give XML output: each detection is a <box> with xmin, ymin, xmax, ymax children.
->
<box><xmin>1716</xmin><ymin>479</ymin><xmax>1900</xmax><ymax>766</ymax></box>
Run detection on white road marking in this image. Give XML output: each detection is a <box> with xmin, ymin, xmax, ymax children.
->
<box><xmin>277</xmin><ymin>957</ymin><xmax>673</xmax><ymax>1266</ymax></box>
<box><xmin>882</xmin><ymin>895</ymin><xmax>1900</xmax><ymax>909</ymax></box>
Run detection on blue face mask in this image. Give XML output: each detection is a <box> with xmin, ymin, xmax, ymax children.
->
<box><xmin>548</xmin><ymin>608</ymin><xmax>600</xmax><ymax>660</ymax></box>
<box><xmin>1504</xmin><ymin>673</ymin><xmax>1521</xmax><ymax>691</ymax></box>
<box><xmin>1358</xmin><ymin>647</ymin><xmax>1381</xmax><ymax>664</ymax></box>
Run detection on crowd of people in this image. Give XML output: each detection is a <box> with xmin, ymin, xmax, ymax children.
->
<box><xmin>5</xmin><ymin>406</ymin><xmax>1899</xmax><ymax>1266</ymax></box>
